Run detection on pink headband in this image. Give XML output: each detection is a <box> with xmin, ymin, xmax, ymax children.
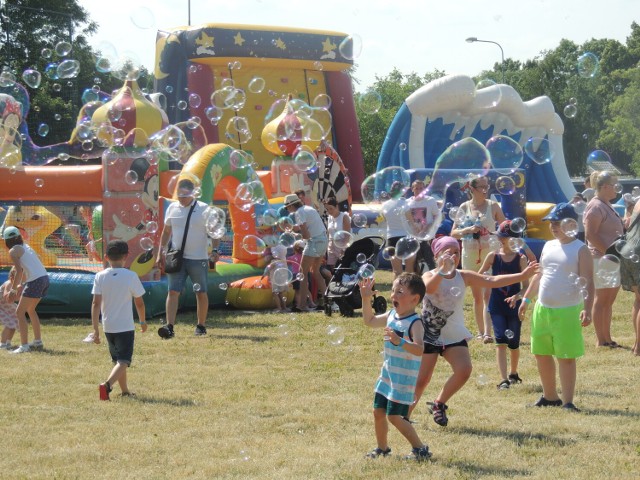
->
<box><xmin>431</xmin><ymin>236</ymin><xmax>459</xmax><ymax>257</ymax></box>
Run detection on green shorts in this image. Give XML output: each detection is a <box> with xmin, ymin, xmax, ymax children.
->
<box><xmin>530</xmin><ymin>302</ymin><xmax>584</xmax><ymax>359</ymax></box>
<box><xmin>373</xmin><ymin>392</ymin><xmax>410</xmax><ymax>416</ymax></box>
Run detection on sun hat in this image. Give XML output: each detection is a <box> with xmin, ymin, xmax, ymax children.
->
<box><xmin>2</xmin><ymin>226</ymin><xmax>20</xmax><ymax>240</ymax></box>
<box><xmin>284</xmin><ymin>194</ymin><xmax>301</xmax><ymax>207</ymax></box>
<box><xmin>542</xmin><ymin>202</ymin><xmax>578</xmax><ymax>221</ymax></box>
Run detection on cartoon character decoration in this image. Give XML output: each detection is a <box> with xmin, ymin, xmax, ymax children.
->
<box><xmin>1</xmin><ymin>205</ymin><xmax>62</xmax><ymax>266</ymax></box>
<box><xmin>0</xmin><ymin>93</ymin><xmax>24</xmax><ymax>168</ymax></box>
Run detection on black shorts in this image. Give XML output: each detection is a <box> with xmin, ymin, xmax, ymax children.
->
<box><xmin>423</xmin><ymin>339</ymin><xmax>468</xmax><ymax>355</ymax></box>
<box><xmin>105</xmin><ymin>330</ymin><xmax>135</xmax><ymax>366</ymax></box>
<box><xmin>292</xmin><ymin>280</ymin><xmax>300</xmax><ymax>290</ymax></box>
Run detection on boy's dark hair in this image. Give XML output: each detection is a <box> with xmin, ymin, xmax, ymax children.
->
<box><xmin>294</xmin><ymin>189</ymin><xmax>305</xmax><ymax>198</ymax></box>
<box><xmin>396</xmin><ymin>272</ymin><xmax>426</xmax><ymax>302</ymax></box>
<box><xmin>324</xmin><ymin>196</ymin><xmax>338</xmax><ymax>207</ymax></box>
<box><xmin>5</xmin><ymin>236</ymin><xmax>23</xmax><ymax>249</ymax></box>
<box><xmin>178</xmin><ymin>179</ymin><xmax>195</xmax><ymax>190</ymax></box>
<box><xmin>106</xmin><ymin>240</ymin><xmax>129</xmax><ymax>261</ymax></box>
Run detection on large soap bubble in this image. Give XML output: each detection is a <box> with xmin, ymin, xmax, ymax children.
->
<box><xmin>358</xmin><ymin>90</ymin><xmax>382</xmax><ymax>115</ymax></box>
<box><xmin>361</xmin><ymin>166</ymin><xmax>411</xmax><ymax>207</ymax></box>
<box><xmin>434</xmin><ymin>138</ymin><xmax>491</xmax><ymax>181</ymax></box>
<box><xmin>400</xmin><ymin>194</ymin><xmax>442</xmax><ymax>241</ymax></box>
<box><xmin>338</xmin><ymin>34</ymin><xmax>363</xmax><ymax>60</ymax></box>
<box><xmin>586</xmin><ymin>149</ymin><xmax>611</xmax><ymax>167</ymax></box>
<box><xmin>577</xmin><ymin>52</ymin><xmax>599</xmax><ymax>78</ymax></box>
<box><xmin>394</xmin><ymin>237</ymin><xmax>420</xmax><ymax>261</ymax></box>
<box><xmin>242</xmin><ymin>235</ymin><xmax>266</xmax><ymax>255</ymax></box>
<box><xmin>486</xmin><ymin>135</ymin><xmax>523</xmax><ymax>174</ymax></box>
<box><xmin>524</xmin><ymin>137</ymin><xmax>553</xmax><ymax>165</ymax></box>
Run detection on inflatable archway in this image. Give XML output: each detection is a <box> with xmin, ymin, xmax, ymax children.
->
<box><xmin>173</xmin><ymin>143</ymin><xmax>268</xmax><ymax>267</ymax></box>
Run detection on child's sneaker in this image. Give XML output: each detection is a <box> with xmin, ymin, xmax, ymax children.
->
<box><xmin>29</xmin><ymin>340</ymin><xmax>44</xmax><ymax>351</ymax></box>
<box><xmin>99</xmin><ymin>382</ymin><xmax>111</xmax><ymax>401</ymax></box>
<box><xmin>404</xmin><ymin>446</ymin><xmax>432</xmax><ymax>461</ymax></box>
<box><xmin>429</xmin><ymin>401</ymin><xmax>449</xmax><ymax>426</ymax></box>
<box><xmin>497</xmin><ymin>380</ymin><xmax>510</xmax><ymax>390</ymax></box>
<box><xmin>0</xmin><ymin>342</ymin><xmax>11</xmax><ymax>350</ymax></box>
<box><xmin>194</xmin><ymin>324</ymin><xmax>207</xmax><ymax>336</ymax></box>
<box><xmin>365</xmin><ymin>447</ymin><xmax>391</xmax><ymax>459</ymax></box>
<box><xmin>9</xmin><ymin>344</ymin><xmax>30</xmax><ymax>354</ymax></box>
<box><xmin>508</xmin><ymin>373</ymin><xmax>523</xmax><ymax>384</ymax></box>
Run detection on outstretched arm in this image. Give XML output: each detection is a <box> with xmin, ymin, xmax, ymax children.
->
<box><xmin>359</xmin><ymin>277</ymin><xmax>387</xmax><ymax>328</ymax></box>
<box><xmin>461</xmin><ymin>261</ymin><xmax>539</xmax><ymax>290</ymax></box>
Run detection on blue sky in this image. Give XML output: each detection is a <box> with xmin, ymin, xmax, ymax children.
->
<box><xmin>80</xmin><ymin>0</ymin><xmax>637</xmax><ymax>89</ymax></box>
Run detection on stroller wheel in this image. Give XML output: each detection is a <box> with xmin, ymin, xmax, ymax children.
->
<box><xmin>373</xmin><ymin>296</ymin><xmax>387</xmax><ymax>314</ymax></box>
<box><xmin>339</xmin><ymin>301</ymin><xmax>355</xmax><ymax>317</ymax></box>
<box><xmin>324</xmin><ymin>302</ymin><xmax>332</xmax><ymax>317</ymax></box>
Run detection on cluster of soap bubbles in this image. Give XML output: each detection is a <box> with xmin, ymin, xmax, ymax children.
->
<box><xmin>326</xmin><ymin>324</ymin><xmax>345</xmax><ymax>346</ymax></box>
<box><xmin>567</xmin><ymin>272</ymin><xmax>590</xmax><ymax>299</ymax></box>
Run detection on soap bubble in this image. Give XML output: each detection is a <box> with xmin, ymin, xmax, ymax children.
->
<box><xmin>312</xmin><ymin>93</ymin><xmax>332</xmax><ymax>110</ymax></box>
<box><xmin>278</xmin><ymin>324</ymin><xmax>289</xmax><ymax>336</ymax></box>
<box><xmin>277</xmin><ymin>216</ymin><xmax>294</xmax><ymax>232</ymax></box>
<box><xmin>140</xmin><ymin>236</ymin><xmax>154</xmax><ymax>251</ymax></box>
<box><xmin>327</xmin><ymin>325</ymin><xmax>345</xmax><ymax>345</ymax></box>
<box><xmin>400</xmin><ymin>195</ymin><xmax>442</xmax><ymax>241</ymax></box>
<box><xmin>333</xmin><ymin>230</ymin><xmax>354</xmax><ymax>249</ymax></box>
<box><xmin>614</xmin><ymin>183</ymin><xmax>623</xmax><ymax>194</ymax></box>
<box><xmin>508</xmin><ymin>237</ymin><xmax>525</xmax><ymax>252</ymax></box>
<box><xmin>242</xmin><ymin>235</ymin><xmax>266</xmax><ymax>255</ymax></box>
<box><xmin>572</xmin><ymin>200</ymin><xmax>586</xmax><ymax>215</ymax></box>
<box><xmin>563</xmin><ymin>104</ymin><xmax>578</xmax><ymax>118</ymax></box>
<box><xmin>279</xmin><ymin>232</ymin><xmax>296</xmax><ymax>248</ymax></box>
<box><xmin>544</xmin><ymin>263</ymin><xmax>559</xmax><ymax>275</ymax></box>
<box><xmin>193</xmin><ymin>283</ymin><xmax>202</xmax><ymax>292</ymax></box>
<box><xmin>361</xmin><ymin>166</ymin><xmax>411</xmax><ymax>206</ymax></box>
<box><xmin>505</xmin><ymin>329</ymin><xmax>514</xmax><ymax>340</ymax></box>
<box><xmin>338</xmin><ymin>34</ymin><xmax>363</xmax><ymax>60</ymax></box>
<box><xmin>524</xmin><ymin>137</ymin><xmax>553</xmax><ymax>165</ymax></box>
<box><xmin>488</xmin><ymin>235</ymin><xmax>502</xmax><ymax>252</ymax></box>
<box><xmin>271</xmin><ymin>267</ymin><xmax>293</xmax><ymax>287</ymax></box>
<box><xmin>586</xmin><ymin>149</ymin><xmax>611</xmax><ymax>167</ymax></box>
<box><xmin>225</xmin><ymin>116</ymin><xmax>251</xmax><ymax>145</ymax></box>
<box><xmin>145</xmin><ymin>221</ymin><xmax>158</xmax><ymax>234</ymax></box>
<box><xmin>352</xmin><ymin>213</ymin><xmax>367</xmax><ymax>228</ymax></box>
<box><xmin>495</xmin><ymin>176</ymin><xmax>516</xmax><ymax>195</ymax></box>
<box><xmin>293</xmin><ymin>147</ymin><xmax>317</xmax><ymax>172</ymax></box>
<box><xmin>57</xmin><ymin>59</ymin><xmax>80</xmax><ymax>79</ymax></box>
<box><xmin>55</xmin><ymin>41</ymin><xmax>73</xmax><ymax>57</ymax></box>
<box><xmin>38</xmin><ymin>123</ymin><xmax>49</xmax><ymax>137</ymax></box>
<box><xmin>357</xmin><ymin>263</ymin><xmax>376</xmax><ymax>279</ymax></box>
<box><xmin>129</xmin><ymin>6</ymin><xmax>155</xmax><ymax>29</ymax></box>
<box><xmin>248</xmin><ymin>76</ymin><xmax>265</xmax><ymax>93</ymax></box>
<box><xmin>561</xmin><ymin>218</ymin><xmax>578</xmax><ymax>237</ymax></box>
<box><xmin>21</xmin><ymin>69</ymin><xmax>42</xmax><ymax>89</ymax></box>
<box><xmin>439</xmin><ymin>256</ymin><xmax>456</xmax><ymax>275</ymax></box>
<box><xmin>358</xmin><ymin>90</ymin><xmax>382</xmax><ymax>115</ymax></box>
<box><xmin>510</xmin><ymin>217</ymin><xmax>527</xmax><ymax>234</ymax></box>
<box><xmin>124</xmin><ymin>170</ymin><xmax>139</xmax><ymax>185</ymax></box>
<box><xmin>382</xmin><ymin>246</ymin><xmax>395</xmax><ymax>261</ymax></box>
<box><xmin>41</xmin><ymin>48</ymin><xmax>52</xmax><ymax>59</ymax></box>
<box><xmin>575</xmin><ymin>276</ymin><xmax>588</xmax><ymax>289</ymax></box>
<box><xmin>356</xmin><ymin>253</ymin><xmax>367</xmax><ymax>264</ymax></box>
<box><xmin>477</xmin><ymin>374</ymin><xmax>489</xmax><ymax>386</ymax></box>
<box><xmin>219</xmin><ymin>283</ymin><xmax>228</xmax><ymax>290</ymax></box>
<box><xmin>486</xmin><ymin>135</ymin><xmax>523</xmax><ymax>174</ymax></box>
<box><xmin>395</xmin><ymin>237</ymin><xmax>420</xmax><ymax>260</ymax></box>
<box><xmin>450</xmin><ymin>286</ymin><xmax>462</xmax><ymax>297</ymax></box>
<box><xmin>577</xmin><ymin>52</ymin><xmax>599</xmax><ymax>78</ymax></box>
<box><xmin>34</xmin><ymin>178</ymin><xmax>44</xmax><ymax>188</ymax></box>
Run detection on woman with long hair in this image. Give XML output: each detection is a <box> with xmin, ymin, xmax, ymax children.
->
<box><xmin>451</xmin><ymin>176</ymin><xmax>505</xmax><ymax>342</ymax></box>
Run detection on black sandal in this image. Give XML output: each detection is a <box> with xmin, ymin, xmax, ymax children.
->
<box><xmin>365</xmin><ymin>447</ymin><xmax>391</xmax><ymax>458</ymax></box>
<box><xmin>508</xmin><ymin>373</ymin><xmax>523</xmax><ymax>384</ymax></box>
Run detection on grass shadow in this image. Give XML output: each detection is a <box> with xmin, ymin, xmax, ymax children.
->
<box><xmin>440</xmin><ymin>459</ymin><xmax>531</xmax><ymax>477</ymax></box>
<box><xmin>213</xmin><ymin>334</ymin><xmax>273</xmax><ymax>343</ymax></box>
<box><xmin>582</xmin><ymin>408</ymin><xmax>640</xmax><ymax>418</ymax></box>
<box><xmin>453</xmin><ymin>426</ymin><xmax>575</xmax><ymax>448</ymax></box>
<box><xmin>35</xmin><ymin>348</ymin><xmax>75</xmax><ymax>356</ymax></box>
<box><xmin>135</xmin><ymin>395</ymin><xmax>198</xmax><ymax>407</ymax></box>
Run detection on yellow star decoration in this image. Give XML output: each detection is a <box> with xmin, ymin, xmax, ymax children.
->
<box><xmin>274</xmin><ymin>38</ymin><xmax>286</xmax><ymax>50</ymax></box>
<box><xmin>321</xmin><ymin>37</ymin><xmax>336</xmax><ymax>54</ymax></box>
<box><xmin>233</xmin><ymin>32</ymin><xmax>245</xmax><ymax>46</ymax></box>
<box><xmin>195</xmin><ymin>32</ymin><xmax>214</xmax><ymax>49</ymax></box>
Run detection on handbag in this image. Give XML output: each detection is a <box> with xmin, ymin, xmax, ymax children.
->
<box><xmin>163</xmin><ymin>201</ymin><xmax>197</xmax><ymax>274</ymax></box>
<box><xmin>605</xmin><ymin>213</ymin><xmax>640</xmax><ymax>259</ymax></box>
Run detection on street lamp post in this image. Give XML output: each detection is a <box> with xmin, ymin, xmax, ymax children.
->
<box><xmin>466</xmin><ymin>37</ymin><xmax>505</xmax><ymax>84</ymax></box>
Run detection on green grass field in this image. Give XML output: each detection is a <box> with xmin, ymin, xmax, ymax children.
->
<box><xmin>1</xmin><ymin>270</ymin><xmax>639</xmax><ymax>479</ymax></box>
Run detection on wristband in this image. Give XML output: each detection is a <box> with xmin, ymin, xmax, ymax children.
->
<box><xmin>522</xmin><ymin>297</ymin><xmax>531</xmax><ymax>304</ymax></box>
<box><xmin>140</xmin><ymin>321</ymin><xmax>147</xmax><ymax>325</ymax></box>
<box><xmin>397</xmin><ymin>338</ymin><xmax>406</xmax><ymax>347</ymax></box>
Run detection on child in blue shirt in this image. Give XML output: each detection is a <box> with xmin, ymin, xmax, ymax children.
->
<box><xmin>360</xmin><ymin>272</ymin><xmax>431</xmax><ymax>461</ymax></box>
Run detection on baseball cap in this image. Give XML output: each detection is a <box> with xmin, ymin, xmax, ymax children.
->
<box><xmin>542</xmin><ymin>202</ymin><xmax>578</xmax><ymax>221</ymax></box>
<box><xmin>2</xmin><ymin>226</ymin><xmax>20</xmax><ymax>240</ymax></box>
<box><xmin>497</xmin><ymin>220</ymin><xmax>520</xmax><ymax>238</ymax></box>
<box><xmin>284</xmin><ymin>194</ymin><xmax>301</xmax><ymax>207</ymax></box>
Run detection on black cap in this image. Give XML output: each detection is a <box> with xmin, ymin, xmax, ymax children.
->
<box><xmin>542</xmin><ymin>202</ymin><xmax>578</xmax><ymax>221</ymax></box>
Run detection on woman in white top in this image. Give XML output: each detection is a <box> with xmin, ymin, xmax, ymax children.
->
<box><xmin>324</xmin><ymin>197</ymin><xmax>351</xmax><ymax>270</ymax></box>
<box><xmin>285</xmin><ymin>194</ymin><xmax>328</xmax><ymax>312</ymax></box>
<box><xmin>451</xmin><ymin>176</ymin><xmax>505</xmax><ymax>342</ymax></box>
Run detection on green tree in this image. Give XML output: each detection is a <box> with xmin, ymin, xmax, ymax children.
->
<box><xmin>354</xmin><ymin>68</ymin><xmax>445</xmax><ymax>175</ymax></box>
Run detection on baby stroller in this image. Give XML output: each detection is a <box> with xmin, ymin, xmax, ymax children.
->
<box><xmin>324</xmin><ymin>236</ymin><xmax>387</xmax><ymax>317</ymax></box>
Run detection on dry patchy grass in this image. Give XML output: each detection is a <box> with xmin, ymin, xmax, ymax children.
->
<box><xmin>0</xmin><ymin>270</ymin><xmax>639</xmax><ymax>479</ymax></box>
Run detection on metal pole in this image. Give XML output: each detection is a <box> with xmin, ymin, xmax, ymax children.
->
<box><xmin>465</xmin><ymin>37</ymin><xmax>505</xmax><ymax>84</ymax></box>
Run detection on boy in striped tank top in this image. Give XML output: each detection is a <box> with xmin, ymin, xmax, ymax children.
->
<box><xmin>360</xmin><ymin>273</ymin><xmax>431</xmax><ymax>461</ymax></box>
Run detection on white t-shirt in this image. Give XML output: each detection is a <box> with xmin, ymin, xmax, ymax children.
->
<box><xmin>538</xmin><ymin>239</ymin><xmax>585</xmax><ymax>308</ymax></box>
<box><xmin>295</xmin><ymin>206</ymin><xmax>327</xmax><ymax>238</ymax></box>
<box><xmin>164</xmin><ymin>200</ymin><xmax>210</xmax><ymax>260</ymax></box>
<box><xmin>381</xmin><ymin>198</ymin><xmax>407</xmax><ymax>238</ymax></box>
<box><xmin>92</xmin><ymin>268</ymin><xmax>146</xmax><ymax>333</ymax></box>
<box><xmin>17</xmin><ymin>244</ymin><xmax>47</xmax><ymax>282</ymax></box>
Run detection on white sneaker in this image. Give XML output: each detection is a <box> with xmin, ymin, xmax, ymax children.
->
<box><xmin>0</xmin><ymin>342</ymin><xmax>11</xmax><ymax>349</ymax></box>
<box><xmin>9</xmin><ymin>345</ymin><xmax>30</xmax><ymax>354</ymax></box>
<box><xmin>82</xmin><ymin>333</ymin><xmax>95</xmax><ymax>343</ymax></box>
